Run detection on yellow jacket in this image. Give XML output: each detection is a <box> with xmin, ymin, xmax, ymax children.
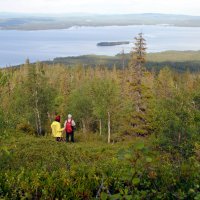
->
<box><xmin>51</xmin><ymin>121</ymin><xmax>64</xmax><ymax>137</ymax></box>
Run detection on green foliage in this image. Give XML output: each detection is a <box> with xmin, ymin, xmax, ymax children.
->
<box><xmin>16</xmin><ymin>122</ymin><xmax>35</xmax><ymax>135</ymax></box>
<box><xmin>67</xmin><ymin>78</ymin><xmax>121</xmax><ymax>134</ymax></box>
<box><xmin>68</xmin><ymin>82</ymin><xmax>93</xmax><ymax>131</ymax></box>
<box><xmin>91</xmin><ymin>79</ymin><xmax>119</xmax><ymax>118</ymax></box>
<box><xmin>1</xmin><ymin>48</ymin><xmax>200</xmax><ymax>199</ymax></box>
<box><xmin>25</xmin><ymin>63</ymin><xmax>56</xmax><ymax>135</ymax></box>
<box><xmin>0</xmin><ymin>109</ymin><xmax>5</xmax><ymax>128</ymax></box>
<box><xmin>1</xmin><ymin>133</ymin><xmax>200</xmax><ymax>199</ymax></box>
<box><xmin>91</xmin><ymin>78</ymin><xmax>120</xmax><ymax>133</ymax></box>
<box><xmin>6</xmin><ymin>63</ymin><xmax>57</xmax><ymax>135</ymax></box>
<box><xmin>153</xmin><ymin>69</ymin><xmax>198</xmax><ymax>157</ymax></box>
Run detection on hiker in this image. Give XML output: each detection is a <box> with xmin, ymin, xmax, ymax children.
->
<box><xmin>64</xmin><ymin>114</ymin><xmax>76</xmax><ymax>142</ymax></box>
<box><xmin>51</xmin><ymin>115</ymin><xmax>64</xmax><ymax>142</ymax></box>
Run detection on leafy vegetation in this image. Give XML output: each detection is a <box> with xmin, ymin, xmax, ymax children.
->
<box><xmin>1</xmin><ymin>133</ymin><xmax>200</xmax><ymax>199</ymax></box>
<box><xmin>1</xmin><ymin>34</ymin><xmax>200</xmax><ymax>199</ymax></box>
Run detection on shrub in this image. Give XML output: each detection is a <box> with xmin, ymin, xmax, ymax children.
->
<box><xmin>16</xmin><ymin>123</ymin><xmax>35</xmax><ymax>135</ymax></box>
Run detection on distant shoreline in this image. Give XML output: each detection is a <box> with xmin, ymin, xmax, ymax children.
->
<box><xmin>0</xmin><ymin>23</ymin><xmax>198</xmax><ymax>31</ymax></box>
<box><xmin>1</xmin><ymin>50</ymin><xmax>200</xmax><ymax>69</ymax></box>
<box><xmin>0</xmin><ymin>13</ymin><xmax>200</xmax><ymax>30</ymax></box>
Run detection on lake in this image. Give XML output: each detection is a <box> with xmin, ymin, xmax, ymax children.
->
<box><xmin>0</xmin><ymin>25</ymin><xmax>200</xmax><ymax>67</ymax></box>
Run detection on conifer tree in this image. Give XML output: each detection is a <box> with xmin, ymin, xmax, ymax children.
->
<box><xmin>128</xmin><ymin>33</ymin><xmax>152</xmax><ymax>135</ymax></box>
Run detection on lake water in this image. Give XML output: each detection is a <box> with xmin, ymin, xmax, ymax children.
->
<box><xmin>0</xmin><ymin>25</ymin><xmax>200</xmax><ymax>67</ymax></box>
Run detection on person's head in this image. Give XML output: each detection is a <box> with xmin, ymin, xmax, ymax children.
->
<box><xmin>55</xmin><ymin>115</ymin><xmax>60</xmax><ymax>122</ymax></box>
<box><xmin>68</xmin><ymin>114</ymin><xmax>72</xmax><ymax>119</ymax></box>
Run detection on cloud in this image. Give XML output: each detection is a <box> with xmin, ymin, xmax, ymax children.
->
<box><xmin>0</xmin><ymin>0</ymin><xmax>199</xmax><ymax>15</ymax></box>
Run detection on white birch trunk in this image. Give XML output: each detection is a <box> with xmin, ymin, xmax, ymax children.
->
<box><xmin>82</xmin><ymin>119</ymin><xmax>86</xmax><ymax>134</ymax></box>
<box><xmin>35</xmin><ymin>90</ymin><xmax>42</xmax><ymax>135</ymax></box>
<box><xmin>99</xmin><ymin>119</ymin><xmax>102</xmax><ymax>136</ymax></box>
<box><xmin>108</xmin><ymin>112</ymin><xmax>111</xmax><ymax>144</ymax></box>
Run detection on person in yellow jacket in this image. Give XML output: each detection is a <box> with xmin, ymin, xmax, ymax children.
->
<box><xmin>51</xmin><ymin>115</ymin><xmax>64</xmax><ymax>142</ymax></box>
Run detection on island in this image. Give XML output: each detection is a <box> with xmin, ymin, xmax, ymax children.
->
<box><xmin>97</xmin><ymin>41</ymin><xmax>130</xmax><ymax>46</ymax></box>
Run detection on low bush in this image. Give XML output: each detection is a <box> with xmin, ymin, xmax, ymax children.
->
<box><xmin>1</xmin><ymin>134</ymin><xmax>200</xmax><ymax>199</ymax></box>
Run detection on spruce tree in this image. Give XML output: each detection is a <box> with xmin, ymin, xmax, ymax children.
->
<box><xmin>128</xmin><ymin>33</ymin><xmax>152</xmax><ymax>136</ymax></box>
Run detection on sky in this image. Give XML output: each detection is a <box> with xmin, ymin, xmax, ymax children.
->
<box><xmin>0</xmin><ymin>0</ymin><xmax>199</xmax><ymax>16</ymax></box>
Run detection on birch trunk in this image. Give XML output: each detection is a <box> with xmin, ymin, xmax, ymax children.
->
<box><xmin>35</xmin><ymin>112</ymin><xmax>39</xmax><ymax>135</ymax></box>
<box><xmin>82</xmin><ymin>119</ymin><xmax>86</xmax><ymax>134</ymax></box>
<box><xmin>99</xmin><ymin>119</ymin><xmax>102</xmax><ymax>136</ymax></box>
<box><xmin>108</xmin><ymin>112</ymin><xmax>111</xmax><ymax>143</ymax></box>
<box><xmin>35</xmin><ymin>90</ymin><xmax>42</xmax><ymax>135</ymax></box>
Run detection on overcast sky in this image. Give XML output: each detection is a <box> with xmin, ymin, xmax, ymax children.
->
<box><xmin>0</xmin><ymin>0</ymin><xmax>199</xmax><ymax>16</ymax></box>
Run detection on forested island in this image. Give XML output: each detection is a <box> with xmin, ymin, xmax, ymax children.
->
<box><xmin>97</xmin><ymin>41</ymin><xmax>130</xmax><ymax>46</ymax></box>
<box><xmin>1</xmin><ymin>33</ymin><xmax>200</xmax><ymax>199</ymax></box>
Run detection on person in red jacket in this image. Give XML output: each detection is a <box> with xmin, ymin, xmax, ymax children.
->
<box><xmin>64</xmin><ymin>114</ymin><xmax>76</xmax><ymax>142</ymax></box>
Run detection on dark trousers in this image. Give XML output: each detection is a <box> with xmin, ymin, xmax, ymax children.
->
<box><xmin>66</xmin><ymin>131</ymin><xmax>74</xmax><ymax>142</ymax></box>
<box><xmin>56</xmin><ymin>137</ymin><xmax>61</xmax><ymax>142</ymax></box>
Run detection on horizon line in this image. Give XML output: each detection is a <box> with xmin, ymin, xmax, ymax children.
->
<box><xmin>0</xmin><ymin>12</ymin><xmax>200</xmax><ymax>17</ymax></box>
